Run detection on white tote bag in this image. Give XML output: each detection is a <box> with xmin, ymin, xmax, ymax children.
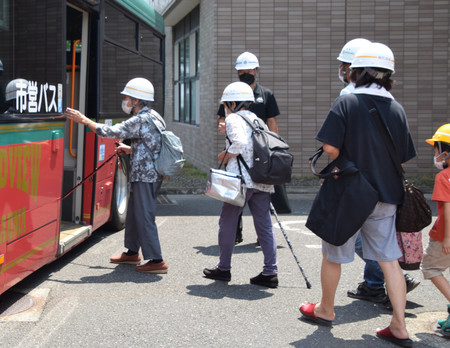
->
<box><xmin>205</xmin><ymin>169</ymin><xmax>246</xmax><ymax>207</ymax></box>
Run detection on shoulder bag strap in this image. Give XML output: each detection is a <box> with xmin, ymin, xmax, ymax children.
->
<box><xmin>359</xmin><ymin>95</ymin><xmax>405</xmax><ymax>179</ymax></box>
<box><xmin>141</xmin><ymin>111</ymin><xmax>164</xmax><ymax>162</ymax></box>
<box><xmin>237</xmin><ymin>155</ymin><xmax>250</xmax><ymax>172</ymax></box>
<box><xmin>142</xmin><ymin>111</ymin><xmax>166</xmax><ymax>133</ymax></box>
<box><xmin>237</xmin><ymin>111</ymin><xmax>264</xmax><ymax>131</ymax></box>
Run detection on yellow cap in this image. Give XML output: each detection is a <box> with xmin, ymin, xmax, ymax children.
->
<box><xmin>426</xmin><ymin>124</ymin><xmax>450</xmax><ymax>145</ymax></box>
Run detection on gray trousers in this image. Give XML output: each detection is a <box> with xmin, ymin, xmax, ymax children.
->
<box><xmin>125</xmin><ymin>182</ymin><xmax>162</xmax><ymax>260</ymax></box>
<box><xmin>217</xmin><ymin>188</ymin><xmax>278</xmax><ymax>274</ymax></box>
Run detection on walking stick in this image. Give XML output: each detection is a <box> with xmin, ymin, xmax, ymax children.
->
<box><xmin>270</xmin><ymin>202</ymin><xmax>312</xmax><ymax>289</ymax></box>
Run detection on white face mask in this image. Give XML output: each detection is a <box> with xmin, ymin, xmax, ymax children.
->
<box><xmin>434</xmin><ymin>151</ymin><xmax>449</xmax><ymax>170</ymax></box>
<box><xmin>434</xmin><ymin>156</ymin><xmax>446</xmax><ymax>170</ymax></box>
<box><xmin>223</xmin><ymin>103</ymin><xmax>230</xmax><ymax>117</ymax></box>
<box><xmin>338</xmin><ymin>67</ymin><xmax>345</xmax><ymax>83</ymax></box>
<box><xmin>122</xmin><ymin>100</ymin><xmax>132</xmax><ymax>114</ymax></box>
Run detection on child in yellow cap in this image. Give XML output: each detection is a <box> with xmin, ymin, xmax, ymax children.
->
<box><xmin>423</xmin><ymin>124</ymin><xmax>450</xmax><ymax>333</ymax></box>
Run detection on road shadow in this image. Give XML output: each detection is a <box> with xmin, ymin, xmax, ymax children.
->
<box><xmin>415</xmin><ymin>332</ymin><xmax>450</xmax><ymax>347</ymax></box>
<box><xmin>291</xmin><ymin>327</ymin><xmax>443</xmax><ymax>347</ymax></box>
<box><xmin>186</xmin><ymin>282</ymin><xmax>274</xmax><ymax>301</ymax></box>
<box><xmin>43</xmin><ymin>263</ymin><xmax>164</xmax><ymax>285</ymax></box>
<box><xmin>156</xmin><ymin>195</ymin><xmax>223</xmax><ymax>216</ymax></box>
<box><xmin>155</xmin><ymin>194</ymin><xmax>318</xmax><ymax>217</ymax></box>
<box><xmin>9</xmin><ymin>229</ymin><xmax>164</xmax><ymax>293</ymax></box>
<box><xmin>333</xmin><ymin>299</ymin><xmax>422</xmax><ymax>325</ymax></box>
<box><xmin>374</xmin><ymin>298</ymin><xmax>424</xmax><ymax>313</ymax></box>
<box><xmin>290</xmin><ymin>330</ymin><xmax>396</xmax><ymax>348</ymax></box>
<box><xmin>193</xmin><ymin>243</ymin><xmax>285</xmax><ymax>257</ymax></box>
<box><xmin>295</xmin><ymin>299</ymin><xmax>423</xmax><ymax>329</ymax></box>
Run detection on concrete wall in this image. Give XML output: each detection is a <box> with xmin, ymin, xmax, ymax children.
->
<box><xmin>163</xmin><ymin>0</ymin><xmax>450</xmax><ymax>176</ymax></box>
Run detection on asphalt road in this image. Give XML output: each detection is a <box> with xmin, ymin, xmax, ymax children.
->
<box><xmin>0</xmin><ymin>193</ymin><xmax>447</xmax><ymax>347</ymax></box>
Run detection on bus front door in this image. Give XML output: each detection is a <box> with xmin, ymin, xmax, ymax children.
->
<box><xmin>59</xmin><ymin>4</ymin><xmax>92</xmax><ymax>256</ymax></box>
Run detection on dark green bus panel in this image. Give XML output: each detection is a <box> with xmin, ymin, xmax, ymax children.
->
<box><xmin>0</xmin><ymin>0</ymin><xmax>65</xmax><ymax>120</ymax></box>
<box><xmin>101</xmin><ymin>0</ymin><xmax>165</xmax><ymax>119</ymax></box>
<box><xmin>0</xmin><ymin>0</ymin><xmax>165</xmax><ymax>122</ymax></box>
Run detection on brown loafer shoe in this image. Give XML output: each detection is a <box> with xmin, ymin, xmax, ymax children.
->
<box><xmin>110</xmin><ymin>252</ymin><xmax>141</xmax><ymax>265</ymax></box>
<box><xmin>136</xmin><ymin>261</ymin><xmax>168</xmax><ymax>274</ymax></box>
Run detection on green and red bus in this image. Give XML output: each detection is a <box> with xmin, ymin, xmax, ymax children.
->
<box><xmin>0</xmin><ymin>0</ymin><xmax>165</xmax><ymax>295</ymax></box>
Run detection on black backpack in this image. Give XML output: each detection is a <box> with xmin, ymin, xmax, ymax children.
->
<box><xmin>237</xmin><ymin>112</ymin><xmax>293</xmax><ymax>185</ymax></box>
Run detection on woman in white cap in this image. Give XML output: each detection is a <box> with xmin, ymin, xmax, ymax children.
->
<box><xmin>203</xmin><ymin>81</ymin><xmax>278</xmax><ymax>288</ymax></box>
<box><xmin>65</xmin><ymin>77</ymin><xmax>168</xmax><ymax>274</ymax></box>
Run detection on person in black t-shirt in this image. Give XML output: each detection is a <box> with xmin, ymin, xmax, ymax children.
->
<box><xmin>300</xmin><ymin>43</ymin><xmax>415</xmax><ymax>347</ymax></box>
<box><xmin>217</xmin><ymin>52</ymin><xmax>279</xmax><ymax>134</ymax></box>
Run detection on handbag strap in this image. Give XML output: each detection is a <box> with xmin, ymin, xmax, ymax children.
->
<box><xmin>359</xmin><ymin>95</ymin><xmax>405</xmax><ymax>179</ymax></box>
<box><xmin>223</xmin><ymin>135</ymin><xmax>244</xmax><ymax>180</ymax></box>
<box><xmin>309</xmin><ymin>147</ymin><xmax>325</xmax><ymax>177</ymax></box>
<box><xmin>218</xmin><ymin>146</ymin><xmax>227</xmax><ymax>170</ymax></box>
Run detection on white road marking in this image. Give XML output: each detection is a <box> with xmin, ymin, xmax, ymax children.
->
<box><xmin>272</xmin><ymin>220</ymin><xmax>314</xmax><ymax>235</ymax></box>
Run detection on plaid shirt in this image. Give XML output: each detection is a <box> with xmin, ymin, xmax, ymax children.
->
<box><xmin>96</xmin><ymin>106</ymin><xmax>163</xmax><ymax>183</ymax></box>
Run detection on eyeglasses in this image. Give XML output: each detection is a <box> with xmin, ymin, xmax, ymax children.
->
<box><xmin>435</xmin><ymin>151</ymin><xmax>449</xmax><ymax>161</ymax></box>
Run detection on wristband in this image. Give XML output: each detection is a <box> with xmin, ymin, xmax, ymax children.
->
<box><xmin>86</xmin><ymin>120</ymin><xmax>93</xmax><ymax>127</ymax></box>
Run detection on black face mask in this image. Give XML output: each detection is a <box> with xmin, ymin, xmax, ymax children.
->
<box><xmin>239</xmin><ymin>73</ymin><xmax>255</xmax><ymax>85</ymax></box>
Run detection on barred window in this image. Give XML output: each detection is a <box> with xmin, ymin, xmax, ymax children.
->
<box><xmin>173</xmin><ymin>6</ymin><xmax>199</xmax><ymax>125</ymax></box>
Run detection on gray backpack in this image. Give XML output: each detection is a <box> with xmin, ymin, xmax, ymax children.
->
<box><xmin>143</xmin><ymin>112</ymin><xmax>185</xmax><ymax>176</ymax></box>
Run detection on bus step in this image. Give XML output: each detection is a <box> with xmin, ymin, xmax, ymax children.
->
<box><xmin>58</xmin><ymin>223</ymin><xmax>93</xmax><ymax>256</ymax></box>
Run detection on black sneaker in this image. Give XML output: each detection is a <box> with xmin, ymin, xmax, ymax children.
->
<box><xmin>203</xmin><ymin>267</ymin><xmax>231</xmax><ymax>282</ymax></box>
<box><xmin>250</xmin><ymin>272</ymin><xmax>278</xmax><ymax>288</ymax></box>
<box><xmin>235</xmin><ymin>237</ymin><xmax>243</xmax><ymax>245</ymax></box>
<box><xmin>404</xmin><ymin>274</ymin><xmax>420</xmax><ymax>293</ymax></box>
<box><xmin>347</xmin><ymin>281</ymin><xmax>388</xmax><ymax>303</ymax></box>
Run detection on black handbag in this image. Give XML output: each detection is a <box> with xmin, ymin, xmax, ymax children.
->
<box><xmin>395</xmin><ymin>181</ymin><xmax>432</xmax><ymax>232</ymax></box>
<box><xmin>305</xmin><ymin>147</ymin><xmax>379</xmax><ymax>246</ymax></box>
<box><xmin>361</xmin><ymin>95</ymin><xmax>432</xmax><ymax>232</ymax></box>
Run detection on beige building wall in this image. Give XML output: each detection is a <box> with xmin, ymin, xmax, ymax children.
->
<box><xmin>163</xmin><ymin>0</ymin><xmax>219</xmax><ymax>172</ymax></box>
<box><xmin>162</xmin><ymin>0</ymin><xmax>450</xmax><ymax>177</ymax></box>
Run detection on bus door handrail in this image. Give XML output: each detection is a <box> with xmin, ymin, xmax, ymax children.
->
<box><xmin>69</xmin><ymin>39</ymin><xmax>81</xmax><ymax>158</ymax></box>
